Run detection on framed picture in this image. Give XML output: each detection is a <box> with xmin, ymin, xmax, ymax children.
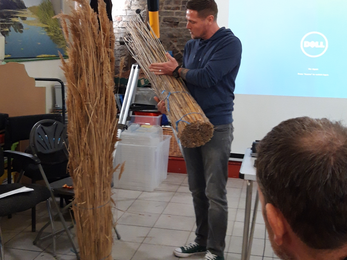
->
<box><xmin>0</xmin><ymin>0</ymin><xmax>67</xmax><ymax>60</ymax></box>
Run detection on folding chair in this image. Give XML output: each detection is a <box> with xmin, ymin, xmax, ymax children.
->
<box><xmin>0</xmin><ymin>147</ymin><xmax>52</xmax><ymax>260</ymax></box>
<box><xmin>25</xmin><ymin>119</ymin><xmax>79</xmax><ymax>258</ymax></box>
<box><xmin>4</xmin><ymin>114</ymin><xmax>68</xmax><ymax>232</ymax></box>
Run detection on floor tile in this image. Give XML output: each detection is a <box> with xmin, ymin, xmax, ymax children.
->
<box><xmin>138</xmin><ymin>191</ymin><xmax>175</xmax><ymax>202</ymax></box>
<box><xmin>164</xmin><ymin>173</ymin><xmax>186</xmax><ymax>185</ymax></box>
<box><xmin>4</xmin><ymin>248</ymin><xmax>42</xmax><ymax>260</ymax></box>
<box><xmin>117</xmin><ymin>212</ymin><xmax>161</xmax><ymax>227</ymax></box>
<box><xmin>155</xmin><ymin>182</ymin><xmax>179</xmax><ymax>192</ymax></box>
<box><xmin>5</xmin><ymin>231</ymin><xmax>49</xmax><ymax>252</ymax></box>
<box><xmin>170</xmin><ymin>192</ymin><xmax>194</xmax><ymax>205</ymax></box>
<box><xmin>131</xmin><ymin>243</ymin><xmax>179</xmax><ymax>260</ymax></box>
<box><xmin>226</xmin><ymin>252</ymin><xmax>242</xmax><ymax>260</ymax></box>
<box><xmin>177</xmin><ymin>185</ymin><xmax>190</xmax><ymax>193</ymax></box>
<box><xmin>163</xmin><ymin>202</ymin><xmax>195</xmax><ymax>217</ymax></box>
<box><xmin>143</xmin><ymin>227</ymin><xmax>190</xmax><ymax>247</ymax></box>
<box><xmin>111</xmin><ymin>240</ymin><xmax>141</xmax><ymax>260</ymax></box>
<box><xmin>228</xmin><ymin>236</ymin><xmax>243</xmax><ymax>254</ymax></box>
<box><xmin>116</xmin><ymin>224</ymin><xmax>151</xmax><ymax>243</ymax></box>
<box><xmin>154</xmin><ymin>214</ymin><xmax>195</xmax><ymax>231</ymax></box>
<box><xmin>127</xmin><ymin>200</ymin><xmax>168</xmax><ymax>214</ymax></box>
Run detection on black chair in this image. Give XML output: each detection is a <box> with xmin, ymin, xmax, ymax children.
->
<box><xmin>4</xmin><ymin>114</ymin><xmax>69</xmax><ymax>232</ymax></box>
<box><xmin>26</xmin><ymin>119</ymin><xmax>79</xmax><ymax>258</ymax></box>
<box><xmin>0</xmin><ymin>147</ymin><xmax>52</xmax><ymax>260</ymax></box>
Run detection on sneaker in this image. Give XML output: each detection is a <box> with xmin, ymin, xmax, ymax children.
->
<box><xmin>173</xmin><ymin>242</ymin><xmax>207</xmax><ymax>258</ymax></box>
<box><xmin>205</xmin><ymin>250</ymin><xmax>225</xmax><ymax>260</ymax></box>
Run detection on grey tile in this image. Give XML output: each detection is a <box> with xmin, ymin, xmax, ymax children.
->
<box><xmin>154</xmin><ymin>214</ymin><xmax>195</xmax><ymax>231</ymax></box>
<box><xmin>117</xmin><ymin>212</ymin><xmax>160</xmax><ymax>227</ymax></box>
<box><xmin>170</xmin><ymin>192</ymin><xmax>193</xmax><ymax>205</ymax></box>
<box><xmin>155</xmin><ymin>182</ymin><xmax>180</xmax><ymax>192</ymax></box>
<box><xmin>164</xmin><ymin>173</ymin><xmax>186</xmax><ymax>185</ymax></box>
<box><xmin>228</xmin><ymin>208</ymin><xmax>237</xmax><ymax>221</ymax></box>
<box><xmin>4</xmin><ymin>248</ymin><xmax>41</xmax><ymax>260</ymax></box>
<box><xmin>115</xmin><ymin>199</ymin><xmax>135</xmax><ymax>212</ymax></box>
<box><xmin>143</xmin><ymin>227</ymin><xmax>190</xmax><ymax>247</ymax></box>
<box><xmin>131</xmin><ymin>243</ymin><xmax>179</xmax><ymax>260</ymax></box>
<box><xmin>111</xmin><ymin>240</ymin><xmax>140</xmax><ymax>260</ymax></box>
<box><xmin>228</xmin><ymin>236</ymin><xmax>243</xmax><ymax>254</ymax></box>
<box><xmin>5</xmin><ymin>231</ymin><xmax>49</xmax><ymax>252</ymax></box>
<box><xmin>177</xmin><ymin>185</ymin><xmax>190</xmax><ymax>193</ymax></box>
<box><xmin>226</xmin><ymin>253</ymin><xmax>242</xmax><ymax>260</ymax></box>
<box><xmin>232</xmin><ymin>221</ymin><xmax>244</xmax><ymax>237</ymax></box>
<box><xmin>127</xmin><ymin>200</ymin><xmax>168</xmax><ymax>214</ymax></box>
<box><xmin>112</xmin><ymin>189</ymin><xmax>142</xmax><ymax>200</ymax></box>
<box><xmin>138</xmin><ymin>191</ymin><xmax>175</xmax><ymax>202</ymax></box>
<box><xmin>116</xmin><ymin>224</ymin><xmax>151</xmax><ymax>243</ymax></box>
<box><xmin>163</xmin><ymin>202</ymin><xmax>195</xmax><ymax>217</ymax></box>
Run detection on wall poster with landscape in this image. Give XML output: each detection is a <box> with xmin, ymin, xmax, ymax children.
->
<box><xmin>0</xmin><ymin>0</ymin><xmax>66</xmax><ymax>59</ymax></box>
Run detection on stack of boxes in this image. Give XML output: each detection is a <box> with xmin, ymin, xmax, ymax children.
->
<box><xmin>114</xmin><ymin>118</ymin><xmax>171</xmax><ymax>191</ymax></box>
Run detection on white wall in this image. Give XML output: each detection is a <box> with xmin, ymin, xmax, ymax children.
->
<box><xmin>232</xmin><ymin>94</ymin><xmax>347</xmax><ymax>154</ymax></box>
<box><xmin>19</xmin><ymin>59</ymin><xmax>66</xmax><ymax>113</ymax></box>
<box><xmin>215</xmin><ymin>0</ymin><xmax>229</xmax><ymax>28</ymax></box>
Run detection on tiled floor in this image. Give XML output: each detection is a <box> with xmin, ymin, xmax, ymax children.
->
<box><xmin>1</xmin><ymin>173</ymin><xmax>280</xmax><ymax>260</ymax></box>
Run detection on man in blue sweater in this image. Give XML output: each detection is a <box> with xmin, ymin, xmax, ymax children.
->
<box><xmin>149</xmin><ymin>1</ymin><xmax>241</xmax><ymax>259</ymax></box>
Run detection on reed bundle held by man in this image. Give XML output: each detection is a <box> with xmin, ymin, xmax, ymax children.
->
<box><xmin>124</xmin><ymin>16</ymin><xmax>214</xmax><ymax>148</ymax></box>
<box><xmin>57</xmin><ymin>0</ymin><xmax>117</xmax><ymax>258</ymax></box>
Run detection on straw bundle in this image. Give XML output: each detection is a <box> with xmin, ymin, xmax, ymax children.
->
<box><xmin>124</xmin><ymin>16</ymin><xmax>214</xmax><ymax>148</ymax></box>
<box><xmin>57</xmin><ymin>0</ymin><xmax>117</xmax><ymax>259</ymax></box>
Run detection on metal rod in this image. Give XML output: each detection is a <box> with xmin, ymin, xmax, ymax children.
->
<box><xmin>241</xmin><ymin>180</ymin><xmax>253</xmax><ymax>260</ymax></box>
<box><xmin>245</xmin><ymin>191</ymin><xmax>259</xmax><ymax>260</ymax></box>
<box><xmin>35</xmin><ymin>78</ymin><xmax>66</xmax><ymax>123</ymax></box>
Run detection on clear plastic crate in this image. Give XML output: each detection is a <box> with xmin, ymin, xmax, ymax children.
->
<box><xmin>113</xmin><ymin>135</ymin><xmax>171</xmax><ymax>191</ymax></box>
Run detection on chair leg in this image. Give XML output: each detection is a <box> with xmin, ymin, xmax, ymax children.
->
<box><xmin>0</xmin><ymin>219</ymin><xmax>4</xmax><ymax>260</ymax></box>
<box><xmin>31</xmin><ymin>206</ymin><xmax>36</xmax><ymax>232</ymax></box>
<box><xmin>50</xmin><ymin>198</ymin><xmax>79</xmax><ymax>259</ymax></box>
<box><xmin>46</xmin><ymin>200</ymin><xmax>56</xmax><ymax>257</ymax></box>
<box><xmin>114</xmin><ymin>226</ymin><xmax>121</xmax><ymax>240</ymax></box>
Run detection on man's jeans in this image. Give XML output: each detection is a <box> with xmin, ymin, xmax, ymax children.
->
<box><xmin>182</xmin><ymin>123</ymin><xmax>234</xmax><ymax>257</ymax></box>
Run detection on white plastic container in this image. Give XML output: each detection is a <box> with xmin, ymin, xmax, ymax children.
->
<box><xmin>114</xmin><ymin>135</ymin><xmax>171</xmax><ymax>191</ymax></box>
<box><xmin>120</xmin><ymin>124</ymin><xmax>163</xmax><ymax>146</ymax></box>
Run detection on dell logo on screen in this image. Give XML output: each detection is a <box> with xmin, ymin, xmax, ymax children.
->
<box><xmin>300</xmin><ymin>32</ymin><xmax>328</xmax><ymax>58</ymax></box>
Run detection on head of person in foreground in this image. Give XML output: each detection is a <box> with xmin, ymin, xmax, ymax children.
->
<box><xmin>256</xmin><ymin>116</ymin><xmax>347</xmax><ymax>260</ymax></box>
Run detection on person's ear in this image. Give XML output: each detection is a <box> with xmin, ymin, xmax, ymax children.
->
<box><xmin>207</xmin><ymin>15</ymin><xmax>214</xmax><ymax>24</ymax></box>
<box><xmin>265</xmin><ymin>203</ymin><xmax>286</xmax><ymax>246</ymax></box>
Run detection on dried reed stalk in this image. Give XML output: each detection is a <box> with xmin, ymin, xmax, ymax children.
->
<box><xmin>57</xmin><ymin>0</ymin><xmax>117</xmax><ymax>259</ymax></box>
<box><xmin>124</xmin><ymin>16</ymin><xmax>214</xmax><ymax>148</ymax></box>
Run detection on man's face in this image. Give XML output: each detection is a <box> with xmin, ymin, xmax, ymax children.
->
<box><xmin>186</xmin><ymin>9</ymin><xmax>210</xmax><ymax>40</ymax></box>
<box><xmin>258</xmin><ymin>187</ymin><xmax>295</xmax><ymax>260</ymax></box>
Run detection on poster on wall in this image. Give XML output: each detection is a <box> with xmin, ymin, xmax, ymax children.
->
<box><xmin>0</xmin><ymin>0</ymin><xmax>66</xmax><ymax>60</ymax></box>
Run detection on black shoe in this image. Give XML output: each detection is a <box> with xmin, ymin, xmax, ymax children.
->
<box><xmin>173</xmin><ymin>242</ymin><xmax>207</xmax><ymax>258</ymax></box>
<box><xmin>205</xmin><ymin>250</ymin><xmax>225</xmax><ymax>260</ymax></box>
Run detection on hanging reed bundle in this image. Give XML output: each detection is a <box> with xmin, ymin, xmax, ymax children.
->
<box><xmin>124</xmin><ymin>16</ymin><xmax>214</xmax><ymax>148</ymax></box>
<box><xmin>56</xmin><ymin>0</ymin><xmax>117</xmax><ymax>259</ymax></box>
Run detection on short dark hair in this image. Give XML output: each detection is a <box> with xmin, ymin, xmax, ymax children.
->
<box><xmin>257</xmin><ymin>117</ymin><xmax>347</xmax><ymax>250</ymax></box>
<box><xmin>186</xmin><ymin>0</ymin><xmax>218</xmax><ymax>20</ymax></box>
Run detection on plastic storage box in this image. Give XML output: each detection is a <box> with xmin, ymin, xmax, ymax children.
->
<box><xmin>129</xmin><ymin>114</ymin><xmax>162</xmax><ymax>126</ymax></box>
<box><xmin>120</xmin><ymin>124</ymin><xmax>163</xmax><ymax>146</ymax></box>
<box><xmin>114</xmin><ymin>135</ymin><xmax>171</xmax><ymax>191</ymax></box>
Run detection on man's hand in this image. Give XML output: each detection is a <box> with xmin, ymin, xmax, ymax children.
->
<box><xmin>154</xmin><ymin>96</ymin><xmax>167</xmax><ymax>114</ymax></box>
<box><xmin>149</xmin><ymin>52</ymin><xmax>179</xmax><ymax>76</ymax></box>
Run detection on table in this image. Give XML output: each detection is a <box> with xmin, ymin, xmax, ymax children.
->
<box><xmin>239</xmin><ymin>148</ymin><xmax>258</xmax><ymax>260</ymax></box>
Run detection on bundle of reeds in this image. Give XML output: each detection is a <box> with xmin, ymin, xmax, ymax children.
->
<box><xmin>124</xmin><ymin>16</ymin><xmax>214</xmax><ymax>148</ymax></box>
<box><xmin>56</xmin><ymin>0</ymin><xmax>117</xmax><ymax>259</ymax></box>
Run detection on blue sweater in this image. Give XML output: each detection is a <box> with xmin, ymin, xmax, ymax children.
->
<box><xmin>183</xmin><ymin>27</ymin><xmax>242</xmax><ymax>125</ymax></box>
